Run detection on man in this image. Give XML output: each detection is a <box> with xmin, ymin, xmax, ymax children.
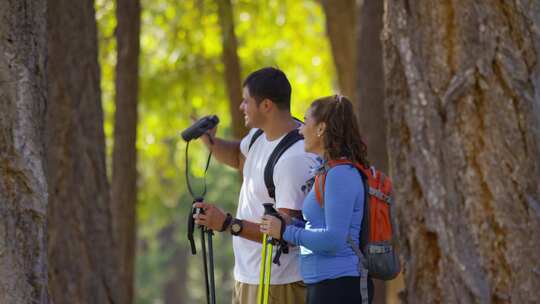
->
<box><xmin>193</xmin><ymin>67</ymin><xmax>317</xmax><ymax>303</ymax></box>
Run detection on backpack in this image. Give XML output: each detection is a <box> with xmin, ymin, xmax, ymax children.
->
<box><xmin>248</xmin><ymin>127</ymin><xmax>304</xmax><ymax>264</ymax></box>
<box><xmin>314</xmin><ymin>159</ymin><xmax>400</xmax><ymax>303</ymax></box>
<box><xmin>248</xmin><ymin>127</ymin><xmax>303</xmax><ymax>200</ymax></box>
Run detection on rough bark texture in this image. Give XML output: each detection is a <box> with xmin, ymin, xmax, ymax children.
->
<box><xmin>383</xmin><ymin>1</ymin><xmax>540</xmax><ymax>303</ymax></box>
<box><xmin>0</xmin><ymin>1</ymin><xmax>48</xmax><ymax>303</ymax></box>
<box><xmin>321</xmin><ymin>0</ymin><xmax>358</xmax><ymax>108</ymax></box>
<box><xmin>112</xmin><ymin>0</ymin><xmax>140</xmax><ymax>303</ymax></box>
<box><xmin>217</xmin><ymin>0</ymin><xmax>248</xmax><ymax>139</ymax></box>
<box><xmin>47</xmin><ymin>0</ymin><xmax>121</xmax><ymax>303</ymax></box>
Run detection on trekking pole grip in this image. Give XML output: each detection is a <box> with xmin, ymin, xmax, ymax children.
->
<box><xmin>188</xmin><ymin>197</ymin><xmax>205</xmax><ymax>255</ymax></box>
<box><xmin>193</xmin><ymin>197</ymin><xmax>205</xmax><ymax>228</ymax></box>
<box><xmin>262</xmin><ymin>203</ymin><xmax>278</xmax><ymax>216</ymax></box>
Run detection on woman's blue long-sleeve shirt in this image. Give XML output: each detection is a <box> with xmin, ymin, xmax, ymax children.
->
<box><xmin>283</xmin><ymin>164</ymin><xmax>364</xmax><ymax>284</ymax></box>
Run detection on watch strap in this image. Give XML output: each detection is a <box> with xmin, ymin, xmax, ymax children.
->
<box><xmin>220</xmin><ymin>213</ymin><xmax>232</xmax><ymax>232</ymax></box>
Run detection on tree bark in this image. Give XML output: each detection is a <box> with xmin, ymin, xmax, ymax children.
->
<box><xmin>112</xmin><ymin>0</ymin><xmax>140</xmax><ymax>303</ymax></box>
<box><xmin>320</xmin><ymin>0</ymin><xmax>358</xmax><ymax>108</ymax></box>
<box><xmin>0</xmin><ymin>1</ymin><xmax>48</xmax><ymax>303</ymax></box>
<box><xmin>383</xmin><ymin>1</ymin><xmax>540</xmax><ymax>303</ymax></box>
<box><xmin>47</xmin><ymin>0</ymin><xmax>121</xmax><ymax>303</ymax></box>
<box><xmin>217</xmin><ymin>0</ymin><xmax>248</xmax><ymax>139</ymax></box>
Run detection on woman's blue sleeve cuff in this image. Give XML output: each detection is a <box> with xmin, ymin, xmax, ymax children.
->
<box><xmin>291</xmin><ymin>218</ymin><xmax>305</xmax><ymax>228</ymax></box>
<box><xmin>283</xmin><ymin>225</ymin><xmax>300</xmax><ymax>245</ymax></box>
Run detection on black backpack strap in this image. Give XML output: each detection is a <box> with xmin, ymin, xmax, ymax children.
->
<box><xmin>248</xmin><ymin>129</ymin><xmax>264</xmax><ymax>151</ymax></box>
<box><xmin>264</xmin><ymin>129</ymin><xmax>304</xmax><ymax>200</ymax></box>
<box><xmin>249</xmin><ymin>118</ymin><xmax>302</xmax><ymax>151</ymax></box>
<box><xmin>357</xmin><ymin>169</ymin><xmax>369</xmax><ymax>252</ymax></box>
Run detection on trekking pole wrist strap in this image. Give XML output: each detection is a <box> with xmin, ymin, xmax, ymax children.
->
<box><xmin>271</xmin><ymin>214</ymin><xmax>289</xmax><ymax>266</ymax></box>
<box><xmin>278</xmin><ymin>215</ymin><xmax>286</xmax><ymax>241</ymax></box>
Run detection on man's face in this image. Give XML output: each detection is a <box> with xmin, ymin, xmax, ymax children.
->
<box><xmin>240</xmin><ymin>86</ymin><xmax>264</xmax><ymax>128</ymax></box>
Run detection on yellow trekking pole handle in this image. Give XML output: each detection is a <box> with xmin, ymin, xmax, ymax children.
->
<box><xmin>258</xmin><ymin>234</ymin><xmax>268</xmax><ymax>304</ymax></box>
<box><xmin>259</xmin><ymin>203</ymin><xmax>281</xmax><ymax>304</ymax></box>
<box><xmin>263</xmin><ymin>242</ymin><xmax>273</xmax><ymax>304</ymax></box>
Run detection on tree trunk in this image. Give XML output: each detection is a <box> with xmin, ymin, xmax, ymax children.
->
<box><xmin>163</xmin><ymin>248</ymin><xmax>188</xmax><ymax>304</ymax></box>
<box><xmin>112</xmin><ymin>0</ymin><xmax>140</xmax><ymax>303</ymax></box>
<box><xmin>320</xmin><ymin>0</ymin><xmax>358</xmax><ymax>108</ymax></box>
<box><xmin>217</xmin><ymin>0</ymin><xmax>247</xmax><ymax>139</ymax></box>
<box><xmin>383</xmin><ymin>1</ymin><xmax>540</xmax><ymax>303</ymax></box>
<box><xmin>355</xmin><ymin>1</ymin><xmax>391</xmax><ymax>303</ymax></box>
<box><xmin>47</xmin><ymin>0</ymin><xmax>121</xmax><ymax>303</ymax></box>
<box><xmin>160</xmin><ymin>224</ymin><xmax>188</xmax><ymax>304</ymax></box>
<box><xmin>357</xmin><ymin>0</ymin><xmax>387</xmax><ymax>171</ymax></box>
<box><xmin>0</xmin><ymin>1</ymin><xmax>48</xmax><ymax>303</ymax></box>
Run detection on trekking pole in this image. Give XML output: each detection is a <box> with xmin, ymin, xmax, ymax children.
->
<box><xmin>257</xmin><ymin>233</ymin><xmax>268</xmax><ymax>304</ymax></box>
<box><xmin>207</xmin><ymin>228</ymin><xmax>216</xmax><ymax>304</ymax></box>
<box><xmin>202</xmin><ymin>228</ymin><xmax>217</xmax><ymax>304</ymax></box>
<box><xmin>199</xmin><ymin>219</ymin><xmax>210</xmax><ymax>304</ymax></box>
<box><xmin>189</xmin><ymin>198</ymin><xmax>216</xmax><ymax>304</ymax></box>
<box><xmin>258</xmin><ymin>203</ymin><xmax>286</xmax><ymax>304</ymax></box>
<box><xmin>182</xmin><ymin>115</ymin><xmax>219</xmax><ymax>304</ymax></box>
<box><xmin>258</xmin><ymin>233</ymin><xmax>273</xmax><ymax>304</ymax></box>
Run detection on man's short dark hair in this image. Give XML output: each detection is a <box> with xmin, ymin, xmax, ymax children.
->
<box><xmin>242</xmin><ymin>67</ymin><xmax>291</xmax><ymax>111</ymax></box>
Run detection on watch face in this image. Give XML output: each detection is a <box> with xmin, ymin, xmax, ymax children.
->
<box><xmin>231</xmin><ymin>219</ymin><xmax>242</xmax><ymax>235</ymax></box>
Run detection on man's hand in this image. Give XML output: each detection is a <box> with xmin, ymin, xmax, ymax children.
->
<box><xmin>193</xmin><ymin>202</ymin><xmax>227</xmax><ymax>232</ymax></box>
<box><xmin>191</xmin><ymin>115</ymin><xmax>217</xmax><ymax>148</ymax></box>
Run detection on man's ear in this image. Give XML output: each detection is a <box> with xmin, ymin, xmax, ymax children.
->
<box><xmin>260</xmin><ymin>98</ymin><xmax>273</xmax><ymax>113</ymax></box>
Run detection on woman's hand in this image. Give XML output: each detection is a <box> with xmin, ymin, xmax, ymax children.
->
<box><xmin>260</xmin><ymin>215</ymin><xmax>283</xmax><ymax>239</ymax></box>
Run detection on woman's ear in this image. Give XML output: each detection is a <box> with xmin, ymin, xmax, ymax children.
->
<box><xmin>317</xmin><ymin>122</ymin><xmax>326</xmax><ymax>136</ymax></box>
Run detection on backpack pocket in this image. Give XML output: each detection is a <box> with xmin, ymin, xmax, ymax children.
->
<box><xmin>365</xmin><ymin>241</ymin><xmax>400</xmax><ymax>280</ymax></box>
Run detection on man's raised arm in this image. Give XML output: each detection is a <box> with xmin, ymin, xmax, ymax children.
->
<box><xmin>199</xmin><ymin>127</ymin><xmax>245</xmax><ymax>170</ymax></box>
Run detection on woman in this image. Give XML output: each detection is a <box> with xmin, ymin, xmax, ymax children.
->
<box><xmin>260</xmin><ymin>95</ymin><xmax>373</xmax><ymax>303</ymax></box>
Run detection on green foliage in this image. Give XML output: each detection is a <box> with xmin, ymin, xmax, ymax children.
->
<box><xmin>96</xmin><ymin>0</ymin><xmax>335</xmax><ymax>303</ymax></box>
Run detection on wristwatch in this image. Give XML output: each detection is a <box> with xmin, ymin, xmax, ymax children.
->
<box><xmin>220</xmin><ymin>213</ymin><xmax>233</xmax><ymax>232</ymax></box>
<box><xmin>230</xmin><ymin>218</ymin><xmax>243</xmax><ymax>236</ymax></box>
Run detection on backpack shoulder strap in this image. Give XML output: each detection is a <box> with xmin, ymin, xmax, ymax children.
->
<box><xmin>264</xmin><ymin>129</ymin><xmax>303</xmax><ymax>200</ymax></box>
<box><xmin>314</xmin><ymin>160</ymin><xmax>356</xmax><ymax>206</ymax></box>
<box><xmin>250</xmin><ymin>118</ymin><xmax>301</xmax><ymax>151</ymax></box>
<box><xmin>248</xmin><ymin>129</ymin><xmax>264</xmax><ymax>151</ymax></box>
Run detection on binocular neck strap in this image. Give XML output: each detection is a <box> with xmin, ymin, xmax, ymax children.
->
<box><xmin>185</xmin><ymin>140</ymin><xmax>213</xmax><ymax>200</ymax></box>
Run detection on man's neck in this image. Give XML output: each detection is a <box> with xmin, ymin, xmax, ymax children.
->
<box><xmin>261</xmin><ymin>112</ymin><xmax>299</xmax><ymax>141</ymax></box>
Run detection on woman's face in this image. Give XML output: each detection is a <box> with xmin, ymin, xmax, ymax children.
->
<box><xmin>299</xmin><ymin>107</ymin><xmax>324</xmax><ymax>155</ymax></box>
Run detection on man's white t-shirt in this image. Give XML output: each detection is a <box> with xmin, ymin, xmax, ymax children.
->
<box><xmin>233</xmin><ymin>128</ymin><xmax>319</xmax><ymax>284</ymax></box>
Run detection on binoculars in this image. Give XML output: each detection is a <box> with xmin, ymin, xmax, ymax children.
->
<box><xmin>181</xmin><ymin>115</ymin><xmax>219</xmax><ymax>142</ymax></box>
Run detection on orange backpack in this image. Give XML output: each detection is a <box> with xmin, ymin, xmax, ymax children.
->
<box><xmin>314</xmin><ymin>159</ymin><xmax>400</xmax><ymax>282</ymax></box>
